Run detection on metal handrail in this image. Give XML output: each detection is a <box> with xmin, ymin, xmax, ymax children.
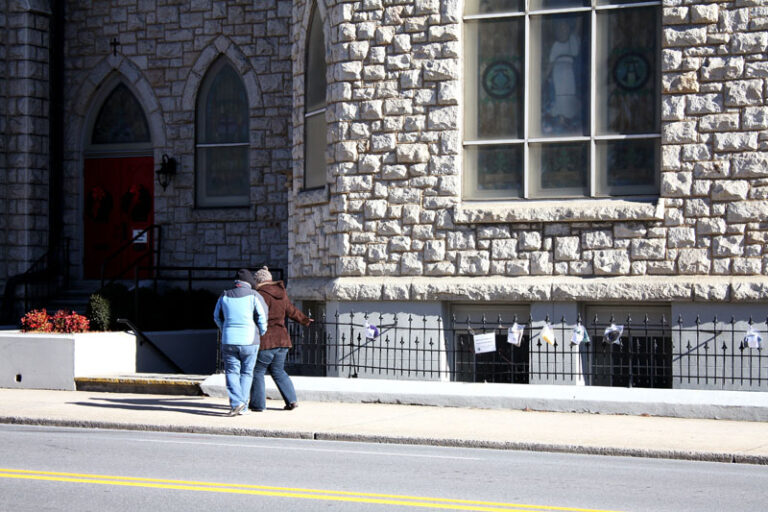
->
<box><xmin>1</xmin><ymin>238</ymin><xmax>70</xmax><ymax>323</ymax></box>
<box><xmin>117</xmin><ymin>317</ymin><xmax>184</xmax><ymax>373</ymax></box>
<box><xmin>100</xmin><ymin>224</ymin><xmax>162</xmax><ymax>288</ymax></box>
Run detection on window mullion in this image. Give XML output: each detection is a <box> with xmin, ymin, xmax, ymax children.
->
<box><xmin>589</xmin><ymin>7</ymin><xmax>597</xmax><ymax>198</ymax></box>
<box><xmin>523</xmin><ymin>8</ymin><xmax>530</xmax><ymax>200</ymax></box>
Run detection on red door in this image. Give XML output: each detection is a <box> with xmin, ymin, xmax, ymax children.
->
<box><xmin>83</xmin><ymin>156</ymin><xmax>154</xmax><ymax>280</ymax></box>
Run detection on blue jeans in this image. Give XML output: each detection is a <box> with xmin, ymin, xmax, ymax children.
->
<box><xmin>249</xmin><ymin>347</ymin><xmax>297</xmax><ymax>411</ymax></box>
<box><xmin>222</xmin><ymin>344</ymin><xmax>259</xmax><ymax>409</ymax></box>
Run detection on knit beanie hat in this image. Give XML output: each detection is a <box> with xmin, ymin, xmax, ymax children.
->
<box><xmin>236</xmin><ymin>268</ymin><xmax>256</xmax><ymax>288</ymax></box>
<box><xmin>254</xmin><ymin>266</ymin><xmax>273</xmax><ymax>283</ymax></box>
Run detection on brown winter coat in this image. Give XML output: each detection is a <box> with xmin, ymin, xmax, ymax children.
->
<box><xmin>256</xmin><ymin>280</ymin><xmax>311</xmax><ymax>350</ymax></box>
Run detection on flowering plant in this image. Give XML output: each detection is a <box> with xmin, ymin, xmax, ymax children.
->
<box><xmin>20</xmin><ymin>309</ymin><xmax>54</xmax><ymax>332</ymax></box>
<box><xmin>20</xmin><ymin>309</ymin><xmax>90</xmax><ymax>333</ymax></box>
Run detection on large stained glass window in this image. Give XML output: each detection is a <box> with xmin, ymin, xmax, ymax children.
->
<box><xmin>464</xmin><ymin>0</ymin><xmax>660</xmax><ymax>200</ymax></box>
<box><xmin>195</xmin><ymin>59</ymin><xmax>249</xmax><ymax>207</ymax></box>
<box><xmin>92</xmin><ymin>84</ymin><xmax>150</xmax><ymax>144</ymax></box>
<box><xmin>304</xmin><ymin>3</ymin><xmax>327</xmax><ymax>190</ymax></box>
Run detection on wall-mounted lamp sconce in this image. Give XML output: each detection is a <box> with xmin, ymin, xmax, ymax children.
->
<box><xmin>156</xmin><ymin>154</ymin><xmax>177</xmax><ymax>191</ymax></box>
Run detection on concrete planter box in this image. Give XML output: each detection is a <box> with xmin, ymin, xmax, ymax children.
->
<box><xmin>0</xmin><ymin>331</ymin><xmax>137</xmax><ymax>391</ymax></box>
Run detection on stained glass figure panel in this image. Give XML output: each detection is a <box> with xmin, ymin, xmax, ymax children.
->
<box><xmin>92</xmin><ymin>84</ymin><xmax>150</xmax><ymax>144</ymax></box>
<box><xmin>596</xmin><ymin>7</ymin><xmax>659</xmax><ymax>135</ymax></box>
<box><xmin>529</xmin><ymin>13</ymin><xmax>590</xmax><ymax>138</ymax></box>
<box><xmin>465</xmin><ymin>19</ymin><xmax>524</xmax><ymax>141</ymax></box>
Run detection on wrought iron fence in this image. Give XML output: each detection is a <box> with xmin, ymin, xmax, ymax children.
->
<box><xmin>285</xmin><ymin>312</ymin><xmax>768</xmax><ymax>390</ymax></box>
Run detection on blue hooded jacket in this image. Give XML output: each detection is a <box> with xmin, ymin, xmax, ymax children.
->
<box><xmin>213</xmin><ymin>281</ymin><xmax>268</xmax><ymax>345</ymax></box>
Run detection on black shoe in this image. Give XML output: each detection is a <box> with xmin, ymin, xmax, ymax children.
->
<box><xmin>249</xmin><ymin>407</ymin><xmax>264</xmax><ymax>412</ymax></box>
<box><xmin>284</xmin><ymin>402</ymin><xmax>298</xmax><ymax>411</ymax></box>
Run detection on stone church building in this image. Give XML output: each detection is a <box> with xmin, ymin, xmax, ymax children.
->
<box><xmin>1</xmin><ymin>0</ymin><xmax>767</xmax><ymax>385</ymax></box>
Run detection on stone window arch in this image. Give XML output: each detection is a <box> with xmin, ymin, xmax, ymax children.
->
<box><xmin>195</xmin><ymin>57</ymin><xmax>250</xmax><ymax>208</ymax></box>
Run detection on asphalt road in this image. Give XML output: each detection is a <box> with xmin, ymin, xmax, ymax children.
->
<box><xmin>0</xmin><ymin>424</ymin><xmax>765</xmax><ymax>512</ymax></box>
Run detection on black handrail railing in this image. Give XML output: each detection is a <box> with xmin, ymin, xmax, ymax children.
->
<box><xmin>117</xmin><ymin>317</ymin><xmax>184</xmax><ymax>373</ymax></box>
<box><xmin>1</xmin><ymin>238</ymin><xmax>70</xmax><ymax>324</ymax></box>
<box><xmin>100</xmin><ymin>224</ymin><xmax>162</xmax><ymax>289</ymax></box>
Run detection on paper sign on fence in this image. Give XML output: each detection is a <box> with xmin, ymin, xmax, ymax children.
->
<box><xmin>365</xmin><ymin>322</ymin><xmax>380</xmax><ymax>340</ymax></box>
<box><xmin>507</xmin><ymin>323</ymin><xmax>525</xmax><ymax>347</ymax></box>
<box><xmin>604</xmin><ymin>324</ymin><xmax>624</xmax><ymax>345</ymax></box>
<box><xmin>473</xmin><ymin>332</ymin><xmax>496</xmax><ymax>354</ymax></box>
<box><xmin>540</xmin><ymin>323</ymin><xmax>556</xmax><ymax>346</ymax></box>
<box><xmin>570</xmin><ymin>324</ymin><xmax>589</xmax><ymax>346</ymax></box>
<box><xmin>743</xmin><ymin>326</ymin><xmax>763</xmax><ymax>349</ymax></box>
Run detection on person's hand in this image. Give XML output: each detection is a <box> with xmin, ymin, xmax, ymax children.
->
<box><xmin>307</xmin><ymin>319</ymin><xmax>314</xmax><ymax>324</ymax></box>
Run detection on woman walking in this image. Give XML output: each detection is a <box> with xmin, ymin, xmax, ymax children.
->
<box><xmin>249</xmin><ymin>266</ymin><xmax>313</xmax><ymax>412</ymax></box>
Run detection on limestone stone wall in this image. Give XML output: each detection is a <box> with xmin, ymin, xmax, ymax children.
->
<box><xmin>289</xmin><ymin>0</ymin><xmax>768</xmax><ymax>302</ymax></box>
<box><xmin>61</xmin><ymin>0</ymin><xmax>293</xmax><ymax>277</ymax></box>
<box><xmin>0</xmin><ymin>0</ymin><xmax>52</xmax><ymax>285</ymax></box>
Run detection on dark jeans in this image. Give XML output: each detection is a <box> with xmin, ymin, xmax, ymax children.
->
<box><xmin>249</xmin><ymin>347</ymin><xmax>297</xmax><ymax>410</ymax></box>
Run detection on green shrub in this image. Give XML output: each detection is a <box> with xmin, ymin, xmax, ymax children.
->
<box><xmin>86</xmin><ymin>293</ymin><xmax>111</xmax><ymax>331</ymax></box>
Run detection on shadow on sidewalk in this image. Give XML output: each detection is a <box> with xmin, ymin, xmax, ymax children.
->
<box><xmin>68</xmin><ymin>397</ymin><xmax>229</xmax><ymax>417</ymax></box>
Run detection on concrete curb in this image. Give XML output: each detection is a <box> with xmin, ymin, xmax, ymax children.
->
<box><xmin>2</xmin><ymin>415</ymin><xmax>766</xmax><ymax>465</ymax></box>
<box><xmin>201</xmin><ymin>374</ymin><xmax>768</xmax><ymax>422</ymax></box>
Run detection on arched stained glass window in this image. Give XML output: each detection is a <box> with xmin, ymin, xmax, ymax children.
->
<box><xmin>196</xmin><ymin>59</ymin><xmax>250</xmax><ymax>207</ymax></box>
<box><xmin>304</xmin><ymin>4</ymin><xmax>327</xmax><ymax>190</ymax></box>
<box><xmin>91</xmin><ymin>84</ymin><xmax>150</xmax><ymax>144</ymax></box>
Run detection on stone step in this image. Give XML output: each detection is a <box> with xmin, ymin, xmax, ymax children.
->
<box><xmin>75</xmin><ymin>373</ymin><xmax>206</xmax><ymax>396</ymax></box>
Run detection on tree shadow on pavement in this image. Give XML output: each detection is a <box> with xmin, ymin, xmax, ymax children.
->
<box><xmin>68</xmin><ymin>397</ymin><xmax>230</xmax><ymax>417</ymax></box>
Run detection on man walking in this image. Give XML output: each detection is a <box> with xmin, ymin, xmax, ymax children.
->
<box><xmin>213</xmin><ymin>269</ymin><xmax>268</xmax><ymax>416</ymax></box>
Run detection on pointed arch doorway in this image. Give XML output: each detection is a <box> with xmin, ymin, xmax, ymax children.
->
<box><xmin>83</xmin><ymin>83</ymin><xmax>155</xmax><ymax>280</ymax></box>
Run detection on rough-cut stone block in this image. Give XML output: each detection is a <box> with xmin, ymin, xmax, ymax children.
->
<box><xmin>668</xmin><ymin>226</ymin><xmax>696</xmax><ymax>248</ymax></box>
<box><xmin>519</xmin><ymin>231</ymin><xmax>542</xmax><ymax>251</ymax></box>
<box><xmin>396</xmin><ymin>144</ymin><xmax>430</xmax><ymax>163</ymax></box>
<box><xmin>554</xmin><ymin>237</ymin><xmax>579</xmax><ymax>261</ymax></box>
<box><xmin>492</xmin><ymin>239</ymin><xmax>518</xmax><ymax>260</ymax></box>
<box><xmin>711</xmin><ymin>180</ymin><xmax>750</xmax><ymax>201</ymax></box>
<box><xmin>582</xmin><ymin>230</ymin><xmax>613</xmax><ymax>250</ymax></box>
<box><xmin>663</xmin><ymin>122</ymin><xmax>697</xmax><ymax>143</ymax></box>
<box><xmin>631</xmin><ymin>239</ymin><xmax>667</xmax><ymax>260</ymax></box>
<box><xmin>664</xmin><ymin>26</ymin><xmax>707</xmax><ymax>47</ymax></box>
<box><xmin>457</xmin><ymin>250</ymin><xmax>490</xmax><ymax>275</ymax></box>
<box><xmin>727</xmin><ymin>200</ymin><xmax>768</xmax><ymax>222</ymax></box>
<box><xmin>732</xmin><ymin>153</ymin><xmax>768</xmax><ymax>178</ymax></box>
<box><xmin>677</xmin><ymin>248</ymin><xmax>711</xmax><ymax>274</ymax></box>
<box><xmin>593</xmin><ymin>250</ymin><xmax>631</xmax><ymax>275</ymax></box>
<box><xmin>700</xmin><ymin>56</ymin><xmax>744</xmax><ymax>81</ymax></box>
<box><xmin>724</xmin><ymin>80</ymin><xmax>763</xmax><ymax>106</ymax></box>
<box><xmin>712</xmin><ymin>235</ymin><xmax>744</xmax><ymax>257</ymax></box>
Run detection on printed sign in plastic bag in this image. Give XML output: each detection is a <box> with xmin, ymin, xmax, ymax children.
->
<box><xmin>743</xmin><ymin>326</ymin><xmax>763</xmax><ymax>349</ymax></box>
<box><xmin>604</xmin><ymin>324</ymin><xmax>624</xmax><ymax>345</ymax></box>
<box><xmin>473</xmin><ymin>332</ymin><xmax>497</xmax><ymax>354</ymax></box>
<box><xmin>507</xmin><ymin>323</ymin><xmax>525</xmax><ymax>347</ymax></box>
<box><xmin>365</xmin><ymin>322</ymin><xmax>380</xmax><ymax>340</ymax></box>
<box><xmin>540</xmin><ymin>323</ymin><xmax>556</xmax><ymax>346</ymax></box>
<box><xmin>570</xmin><ymin>324</ymin><xmax>590</xmax><ymax>346</ymax></box>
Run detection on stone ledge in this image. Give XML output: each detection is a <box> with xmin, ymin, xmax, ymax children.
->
<box><xmin>290</xmin><ymin>276</ymin><xmax>768</xmax><ymax>303</ymax></box>
<box><xmin>295</xmin><ymin>186</ymin><xmax>329</xmax><ymax>207</ymax></box>
<box><xmin>454</xmin><ymin>198</ymin><xmax>664</xmax><ymax>224</ymax></box>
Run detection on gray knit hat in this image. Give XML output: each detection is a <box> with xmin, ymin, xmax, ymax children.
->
<box><xmin>254</xmin><ymin>266</ymin><xmax>273</xmax><ymax>283</ymax></box>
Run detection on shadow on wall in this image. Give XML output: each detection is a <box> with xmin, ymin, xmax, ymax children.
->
<box><xmin>138</xmin><ymin>329</ymin><xmax>218</xmax><ymax>374</ymax></box>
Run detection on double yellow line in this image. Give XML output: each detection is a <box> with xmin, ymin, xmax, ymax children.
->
<box><xmin>0</xmin><ymin>468</ymin><xmax>623</xmax><ymax>512</ymax></box>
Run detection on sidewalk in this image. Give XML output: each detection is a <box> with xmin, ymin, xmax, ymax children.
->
<box><xmin>1</xmin><ymin>383</ymin><xmax>767</xmax><ymax>465</ymax></box>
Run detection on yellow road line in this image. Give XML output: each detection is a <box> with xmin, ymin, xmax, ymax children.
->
<box><xmin>0</xmin><ymin>468</ymin><xmax>625</xmax><ymax>512</ymax></box>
